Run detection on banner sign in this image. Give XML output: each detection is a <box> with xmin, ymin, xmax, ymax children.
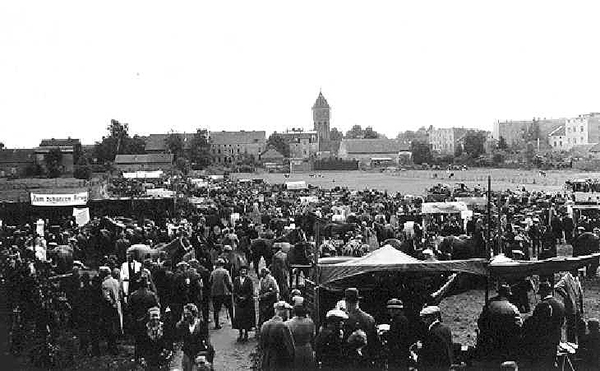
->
<box><xmin>31</xmin><ymin>192</ymin><xmax>89</xmax><ymax>206</ymax></box>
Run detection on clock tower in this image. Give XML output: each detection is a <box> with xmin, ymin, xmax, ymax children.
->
<box><xmin>312</xmin><ymin>91</ymin><xmax>331</xmax><ymax>150</ymax></box>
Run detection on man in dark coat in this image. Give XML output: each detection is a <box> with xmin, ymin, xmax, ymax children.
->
<box><xmin>343</xmin><ymin>288</ymin><xmax>379</xmax><ymax>362</ymax></box>
<box><xmin>386</xmin><ymin>298</ymin><xmax>411</xmax><ymax>370</ymax></box>
<box><xmin>417</xmin><ymin>306</ymin><xmax>453</xmax><ymax>371</ymax></box>
<box><xmin>129</xmin><ymin>276</ymin><xmax>160</xmax><ymax>360</ymax></box>
<box><xmin>259</xmin><ymin>301</ymin><xmax>295</xmax><ymax>371</ymax></box>
<box><xmin>522</xmin><ymin>281</ymin><xmax>565</xmax><ymax>368</ymax></box>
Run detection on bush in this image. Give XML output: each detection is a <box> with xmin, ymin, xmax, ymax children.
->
<box><xmin>24</xmin><ymin>163</ymin><xmax>43</xmax><ymax>177</ymax></box>
<box><xmin>73</xmin><ymin>166</ymin><xmax>92</xmax><ymax>180</ymax></box>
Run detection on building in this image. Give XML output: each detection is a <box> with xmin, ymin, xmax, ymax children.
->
<box><xmin>428</xmin><ymin>128</ymin><xmax>467</xmax><ymax>155</ymax></box>
<box><xmin>145</xmin><ymin>133</ymin><xmax>196</xmax><ymax>154</ymax></box>
<box><xmin>338</xmin><ymin>139</ymin><xmax>411</xmax><ymax>166</ymax></box>
<box><xmin>114</xmin><ymin>154</ymin><xmax>174</xmax><ymax>172</ymax></box>
<box><xmin>259</xmin><ymin>148</ymin><xmax>285</xmax><ymax>165</ymax></box>
<box><xmin>0</xmin><ymin>149</ymin><xmax>35</xmax><ymax>177</ymax></box>
<box><xmin>549</xmin><ymin>126</ymin><xmax>567</xmax><ymax>151</ymax></box>
<box><xmin>278</xmin><ymin>129</ymin><xmax>319</xmax><ymax>159</ymax></box>
<box><xmin>209</xmin><ymin>130</ymin><xmax>266</xmax><ymax>164</ymax></box>
<box><xmin>493</xmin><ymin>118</ymin><xmax>564</xmax><ymax>147</ymax></box>
<box><xmin>312</xmin><ymin>91</ymin><xmax>331</xmax><ymax>151</ymax></box>
<box><xmin>34</xmin><ymin>138</ymin><xmax>81</xmax><ymax>174</ymax></box>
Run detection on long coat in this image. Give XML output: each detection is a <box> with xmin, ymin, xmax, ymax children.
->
<box><xmin>271</xmin><ymin>250</ymin><xmax>289</xmax><ymax>300</ymax></box>
<box><xmin>260</xmin><ymin>316</ymin><xmax>295</xmax><ymax>371</ymax></box>
<box><xmin>286</xmin><ymin>316</ymin><xmax>316</xmax><ymax>369</ymax></box>
<box><xmin>418</xmin><ymin>321</ymin><xmax>454</xmax><ymax>371</ymax></box>
<box><xmin>233</xmin><ymin>275</ymin><xmax>256</xmax><ymax>330</ymax></box>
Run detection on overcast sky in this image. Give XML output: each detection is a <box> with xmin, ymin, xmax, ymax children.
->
<box><xmin>2</xmin><ymin>1</ymin><xmax>600</xmax><ymax>148</ymax></box>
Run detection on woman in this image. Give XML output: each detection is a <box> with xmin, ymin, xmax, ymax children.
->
<box><xmin>286</xmin><ymin>303</ymin><xmax>316</xmax><ymax>369</ymax></box>
<box><xmin>315</xmin><ymin>309</ymin><xmax>347</xmax><ymax>369</ymax></box>
<box><xmin>176</xmin><ymin>303</ymin><xmax>214</xmax><ymax>371</ymax></box>
<box><xmin>138</xmin><ymin>307</ymin><xmax>173</xmax><ymax>370</ymax></box>
<box><xmin>232</xmin><ymin>265</ymin><xmax>256</xmax><ymax>342</ymax></box>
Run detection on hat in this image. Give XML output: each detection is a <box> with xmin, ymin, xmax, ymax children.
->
<box><xmin>419</xmin><ymin>305</ymin><xmax>441</xmax><ymax>317</ymax></box>
<box><xmin>99</xmin><ymin>266</ymin><xmax>111</xmax><ymax>274</ymax></box>
<box><xmin>73</xmin><ymin>260</ymin><xmax>84</xmax><ymax>269</ymax></box>
<box><xmin>292</xmin><ymin>296</ymin><xmax>305</xmax><ymax>307</ymax></box>
<box><xmin>223</xmin><ymin>245</ymin><xmax>233</xmax><ymax>251</ymax></box>
<box><xmin>273</xmin><ymin>301</ymin><xmax>293</xmax><ymax>310</ymax></box>
<box><xmin>422</xmin><ymin>249</ymin><xmax>434</xmax><ymax>256</ymax></box>
<box><xmin>344</xmin><ymin>287</ymin><xmax>362</xmax><ymax>302</ymax></box>
<box><xmin>216</xmin><ymin>258</ymin><xmax>225</xmax><ymax>266</ymax></box>
<box><xmin>386</xmin><ymin>298</ymin><xmax>404</xmax><ymax>309</ymax></box>
<box><xmin>326</xmin><ymin>309</ymin><xmax>349</xmax><ymax>320</ymax></box>
<box><xmin>176</xmin><ymin>261</ymin><xmax>190</xmax><ymax>269</ymax></box>
<box><xmin>290</xmin><ymin>288</ymin><xmax>302</xmax><ymax>297</ymax></box>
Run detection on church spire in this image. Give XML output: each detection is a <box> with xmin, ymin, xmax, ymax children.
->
<box><xmin>312</xmin><ymin>91</ymin><xmax>330</xmax><ymax>109</ymax></box>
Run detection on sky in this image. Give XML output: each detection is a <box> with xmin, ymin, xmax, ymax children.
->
<box><xmin>2</xmin><ymin>1</ymin><xmax>600</xmax><ymax>148</ymax></box>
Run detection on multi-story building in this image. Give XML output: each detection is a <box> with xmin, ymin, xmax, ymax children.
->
<box><xmin>312</xmin><ymin>91</ymin><xmax>331</xmax><ymax>151</ymax></box>
<box><xmin>546</xmin><ymin>113</ymin><xmax>600</xmax><ymax>151</ymax></box>
<box><xmin>34</xmin><ymin>138</ymin><xmax>81</xmax><ymax>174</ymax></box>
<box><xmin>210</xmin><ymin>130</ymin><xmax>266</xmax><ymax>164</ymax></box>
<box><xmin>493</xmin><ymin>118</ymin><xmax>564</xmax><ymax>147</ymax></box>
<box><xmin>278</xmin><ymin>129</ymin><xmax>319</xmax><ymax>159</ymax></box>
<box><xmin>145</xmin><ymin>133</ymin><xmax>196</xmax><ymax>154</ymax></box>
<box><xmin>338</xmin><ymin>139</ymin><xmax>411</xmax><ymax>166</ymax></box>
<box><xmin>428</xmin><ymin>128</ymin><xmax>467</xmax><ymax>155</ymax></box>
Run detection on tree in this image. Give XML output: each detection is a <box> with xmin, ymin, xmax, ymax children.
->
<box><xmin>0</xmin><ymin>142</ymin><xmax>4</xmax><ymax>150</ymax></box>
<box><xmin>463</xmin><ymin>130</ymin><xmax>487</xmax><ymax>158</ymax></box>
<box><xmin>345</xmin><ymin>124</ymin><xmax>365</xmax><ymax>139</ymax></box>
<box><xmin>44</xmin><ymin>147</ymin><xmax>63</xmax><ymax>178</ymax></box>
<box><xmin>190</xmin><ymin>129</ymin><xmax>212</xmax><ymax>169</ymax></box>
<box><xmin>498</xmin><ymin>136</ymin><xmax>508</xmax><ymax>150</ymax></box>
<box><xmin>397</xmin><ymin>126</ymin><xmax>429</xmax><ymax>144</ymax></box>
<box><xmin>363</xmin><ymin>126</ymin><xmax>380</xmax><ymax>139</ymax></box>
<box><xmin>267</xmin><ymin>133</ymin><xmax>290</xmax><ymax>157</ymax></box>
<box><xmin>410</xmin><ymin>140</ymin><xmax>432</xmax><ymax>164</ymax></box>
<box><xmin>330</xmin><ymin>127</ymin><xmax>344</xmax><ymax>142</ymax></box>
<box><xmin>175</xmin><ymin>157</ymin><xmax>190</xmax><ymax>175</ymax></box>
<box><xmin>94</xmin><ymin>119</ymin><xmax>146</xmax><ymax>164</ymax></box>
<box><xmin>165</xmin><ymin>131</ymin><xmax>185</xmax><ymax>160</ymax></box>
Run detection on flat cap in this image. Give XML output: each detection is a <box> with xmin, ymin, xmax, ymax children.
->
<box><xmin>419</xmin><ymin>305</ymin><xmax>440</xmax><ymax>317</ymax></box>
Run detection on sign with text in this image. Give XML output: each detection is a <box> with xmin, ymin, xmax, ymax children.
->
<box><xmin>30</xmin><ymin>192</ymin><xmax>89</xmax><ymax>206</ymax></box>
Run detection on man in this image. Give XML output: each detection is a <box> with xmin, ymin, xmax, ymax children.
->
<box><xmin>386</xmin><ymin>298</ymin><xmax>411</xmax><ymax>370</ymax></box>
<box><xmin>101</xmin><ymin>266</ymin><xmax>121</xmax><ymax>355</ymax></box>
<box><xmin>417</xmin><ymin>306</ymin><xmax>453</xmax><ymax>371</ymax></box>
<box><xmin>477</xmin><ymin>284</ymin><xmax>522</xmax><ymax>359</ymax></box>
<box><xmin>522</xmin><ymin>281</ymin><xmax>565</xmax><ymax>368</ymax></box>
<box><xmin>120</xmin><ymin>253</ymin><xmax>142</xmax><ymax>305</ymax></box>
<box><xmin>259</xmin><ymin>301</ymin><xmax>295</xmax><ymax>371</ymax></box>
<box><xmin>555</xmin><ymin>270</ymin><xmax>584</xmax><ymax>343</ymax></box>
<box><xmin>209</xmin><ymin>258</ymin><xmax>233</xmax><ymax>329</ymax></box>
<box><xmin>128</xmin><ymin>275</ymin><xmax>159</xmax><ymax>360</ymax></box>
<box><xmin>271</xmin><ymin>243</ymin><xmax>290</xmax><ymax>300</ymax></box>
<box><xmin>343</xmin><ymin>288</ymin><xmax>379</xmax><ymax>362</ymax></box>
<box><xmin>171</xmin><ymin>261</ymin><xmax>191</xmax><ymax>324</ymax></box>
<box><xmin>258</xmin><ymin>267</ymin><xmax>280</xmax><ymax>327</ymax></box>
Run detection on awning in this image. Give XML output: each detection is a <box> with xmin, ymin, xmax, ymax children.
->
<box><xmin>123</xmin><ymin>170</ymin><xmax>163</xmax><ymax>179</ymax></box>
<box><xmin>488</xmin><ymin>253</ymin><xmax>600</xmax><ymax>279</ymax></box>
<box><xmin>285</xmin><ymin>181</ymin><xmax>308</xmax><ymax>190</ymax></box>
<box><xmin>422</xmin><ymin>201</ymin><xmax>469</xmax><ymax>214</ymax></box>
<box><xmin>317</xmin><ymin>245</ymin><xmax>488</xmax><ymax>286</ymax></box>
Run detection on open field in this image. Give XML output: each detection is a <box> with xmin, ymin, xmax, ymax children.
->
<box><xmin>233</xmin><ymin>168</ymin><xmax>600</xmax><ymax>195</ymax></box>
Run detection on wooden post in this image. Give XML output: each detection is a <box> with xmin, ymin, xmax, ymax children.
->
<box><xmin>313</xmin><ymin>217</ymin><xmax>321</xmax><ymax>329</ymax></box>
<box><xmin>487</xmin><ymin>175</ymin><xmax>492</xmax><ymax>259</ymax></box>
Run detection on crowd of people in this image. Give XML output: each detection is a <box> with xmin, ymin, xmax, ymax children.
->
<box><xmin>1</xmin><ymin>176</ymin><xmax>600</xmax><ymax>370</ymax></box>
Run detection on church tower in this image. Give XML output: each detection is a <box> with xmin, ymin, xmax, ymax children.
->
<box><xmin>312</xmin><ymin>91</ymin><xmax>331</xmax><ymax>151</ymax></box>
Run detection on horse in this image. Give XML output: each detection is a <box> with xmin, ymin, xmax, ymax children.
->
<box><xmin>250</xmin><ymin>238</ymin><xmax>274</xmax><ymax>276</ymax></box>
<box><xmin>321</xmin><ymin>222</ymin><xmax>360</xmax><ymax>240</ymax></box>
<box><xmin>287</xmin><ymin>241</ymin><xmax>313</xmax><ymax>279</ymax></box>
<box><xmin>437</xmin><ymin>234</ymin><xmax>485</xmax><ymax>260</ymax></box>
<box><xmin>572</xmin><ymin>232</ymin><xmax>600</xmax><ymax>275</ymax></box>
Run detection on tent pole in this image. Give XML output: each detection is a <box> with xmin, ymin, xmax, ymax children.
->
<box><xmin>487</xmin><ymin>175</ymin><xmax>492</xmax><ymax>259</ymax></box>
<box><xmin>485</xmin><ymin>275</ymin><xmax>490</xmax><ymax>305</ymax></box>
<box><xmin>313</xmin><ymin>217</ymin><xmax>321</xmax><ymax>330</ymax></box>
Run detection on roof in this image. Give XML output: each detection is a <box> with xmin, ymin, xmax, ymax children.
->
<box><xmin>145</xmin><ymin>133</ymin><xmax>195</xmax><ymax>152</ymax></box>
<box><xmin>589</xmin><ymin>143</ymin><xmax>600</xmax><ymax>153</ymax></box>
<box><xmin>489</xmin><ymin>252</ymin><xmax>600</xmax><ymax>279</ymax></box>
<box><xmin>317</xmin><ymin>245</ymin><xmax>487</xmax><ymax>286</ymax></box>
<box><xmin>260</xmin><ymin>148</ymin><xmax>285</xmax><ymax>159</ymax></box>
<box><xmin>210</xmin><ymin>131</ymin><xmax>266</xmax><ymax>145</ymax></box>
<box><xmin>114</xmin><ymin>154</ymin><xmax>173</xmax><ymax>164</ymax></box>
<box><xmin>0</xmin><ymin>149</ymin><xmax>35</xmax><ymax>164</ymax></box>
<box><xmin>340</xmin><ymin>139</ymin><xmax>410</xmax><ymax>154</ymax></box>
<box><xmin>39</xmin><ymin>138</ymin><xmax>81</xmax><ymax>147</ymax></box>
<box><xmin>312</xmin><ymin>91</ymin><xmax>330</xmax><ymax>109</ymax></box>
<box><xmin>549</xmin><ymin>126</ymin><xmax>565</xmax><ymax>136</ymax></box>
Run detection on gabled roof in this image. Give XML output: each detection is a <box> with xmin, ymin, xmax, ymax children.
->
<box><xmin>312</xmin><ymin>91</ymin><xmax>330</xmax><ymax>109</ymax></box>
<box><xmin>210</xmin><ymin>131</ymin><xmax>266</xmax><ymax>145</ymax></box>
<box><xmin>589</xmin><ymin>143</ymin><xmax>600</xmax><ymax>153</ymax></box>
<box><xmin>260</xmin><ymin>148</ymin><xmax>285</xmax><ymax>159</ymax></box>
<box><xmin>340</xmin><ymin>139</ymin><xmax>410</xmax><ymax>154</ymax></box>
<box><xmin>39</xmin><ymin>138</ymin><xmax>81</xmax><ymax>147</ymax></box>
<box><xmin>549</xmin><ymin>126</ymin><xmax>565</xmax><ymax>137</ymax></box>
<box><xmin>0</xmin><ymin>149</ymin><xmax>35</xmax><ymax>164</ymax></box>
<box><xmin>145</xmin><ymin>133</ymin><xmax>195</xmax><ymax>152</ymax></box>
<box><xmin>114</xmin><ymin>154</ymin><xmax>173</xmax><ymax>164</ymax></box>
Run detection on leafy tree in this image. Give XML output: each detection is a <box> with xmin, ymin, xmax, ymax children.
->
<box><xmin>330</xmin><ymin>127</ymin><xmax>344</xmax><ymax>142</ymax></box>
<box><xmin>345</xmin><ymin>124</ymin><xmax>365</xmax><ymax>139</ymax></box>
<box><xmin>165</xmin><ymin>131</ymin><xmax>185</xmax><ymax>160</ymax></box>
<box><xmin>190</xmin><ymin>129</ymin><xmax>212</xmax><ymax>169</ymax></box>
<box><xmin>498</xmin><ymin>136</ymin><xmax>508</xmax><ymax>150</ymax></box>
<box><xmin>410</xmin><ymin>140</ymin><xmax>432</xmax><ymax>164</ymax></box>
<box><xmin>175</xmin><ymin>157</ymin><xmax>190</xmax><ymax>175</ymax></box>
<box><xmin>524</xmin><ymin>122</ymin><xmax>541</xmax><ymax>142</ymax></box>
<box><xmin>397</xmin><ymin>126</ymin><xmax>429</xmax><ymax>144</ymax></box>
<box><xmin>492</xmin><ymin>152</ymin><xmax>505</xmax><ymax>165</ymax></box>
<box><xmin>94</xmin><ymin>119</ymin><xmax>146</xmax><ymax>164</ymax></box>
<box><xmin>463</xmin><ymin>130</ymin><xmax>487</xmax><ymax>158</ymax></box>
<box><xmin>454</xmin><ymin>144</ymin><xmax>463</xmax><ymax>157</ymax></box>
<box><xmin>74</xmin><ymin>165</ymin><xmax>92</xmax><ymax>180</ymax></box>
<box><xmin>267</xmin><ymin>133</ymin><xmax>290</xmax><ymax>157</ymax></box>
<box><xmin>44</xmin><ymin>147</ymin><xmax>63</xmax><ymax>178</ymax></box>
<box><xmin>525</xmin><ymin>142</ymin><xmax>536</xmax><ymax>164</ymax></box>
<box><xmin>363</xmin><ymin>126</ymin><xmax>380</xmax><ymax>139</ymax></box>
<box><xmin>0</xmin><ymin>142</ymin><xmax>4</xmax><ymax>150</ymax></box>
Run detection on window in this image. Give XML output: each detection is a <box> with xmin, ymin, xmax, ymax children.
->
<box><xmin>554</xmin><ymin>141</ymin><xmax>557</xmax><ymax>147</ymax></box>
<box><xmin>581</xmin><ymin>126</ymin><xmax>584</xmax><ymax>132</ymax></box>
<box><xmin>568</xmin><ymin>138</ymin><xmax>571</xmax><ymax>143</ymax></box>
<box><xmin>581</xmin><ymin>137</ymin><xmax>584</xmax><ymax>142</ymax></box>
<box><xmin>560</xmin><ymin>141</ymin><xmax>562</xmax><ymax>146</ymax></box>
